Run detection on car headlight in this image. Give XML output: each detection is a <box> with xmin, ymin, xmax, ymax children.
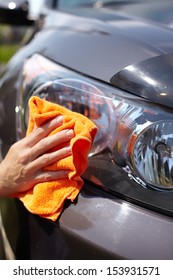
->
<box><xmin>16</xmin><ymin>54</ymin><xmax>173</xmax><ymax>192</ymax></box>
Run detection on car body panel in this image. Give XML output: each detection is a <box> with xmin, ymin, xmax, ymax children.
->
<box><xmin>0</xmin><ymin>7</ymin><xmax>166</xmax><ymax>145</ymax></box>
<box><xmin>1</xmin><ymin>185</ymin><xmax>173</xmax><ymax>260</ymax></box>
<box><xmin>38</xmin><ymin>10</ymin><xmax>165</xmax><ymax>80</ymax></box>
<box><xmin>111</xmin><ymin>53</ymin><xmax>173</xmax><ymax>108</ymax></box>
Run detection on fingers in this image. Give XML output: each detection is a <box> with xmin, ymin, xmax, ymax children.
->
<box><xmin>0</xmin><ymin>115</ymin><xmax>75</xmax><ymax>196</ymax></box>
<box><xmin>34</xmin><ymin>169</ymin><xmax>70</xmax><ymax>183</ymax></box>
<box><xmin>25</xmin><ymin>116</ymin><xmax>64</xmax><ymax>147</ymax></box>
<box><xmin>30</xmin><ymin>129</ymin><xmax>74</xmax><ymax>161</ymax></box>
<box><xmin>29</xmin><ymin>145</ymin><xmax>72</xmax><ymax>171</ymax></box>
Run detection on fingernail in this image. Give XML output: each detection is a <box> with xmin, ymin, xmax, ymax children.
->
<box><xmin>65</xmin><ymin>129</ymin><xmax>74</xmax><ymax>137</ymax></box>
<box><xmin>56</xmin><ymin>116</ymin><xmax>63</xmax><ymax>123</ymax></box>
<box><xmin>66</xmin><ymin>146</ymin><xmax>72</xmax><ymax>153</ymax></box>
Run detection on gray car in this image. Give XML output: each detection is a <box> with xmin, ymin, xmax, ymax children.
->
<box><xmin>1</xmin><ymin>0</ymin><xmax>173</xmax><ymax>260</ymax></box>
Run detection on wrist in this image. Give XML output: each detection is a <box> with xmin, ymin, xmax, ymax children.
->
<box><xmin>0</xmin><ymin>180</ymin><xmax>7</xmax><ymax>197</ymax></box>
<box><xmin>0</xmin><ymin>161</ymin><xmax>11</xmax><ymax>197</ymax></box>
<box><xmin>0</xmin><ymin>187</ymin><xmax>6</xmax><ymax>197</ymax></box>
<box><xmin>0</xmin><ymin>167</ymin><xmax>8</xmax><ymax>197</ymax></box>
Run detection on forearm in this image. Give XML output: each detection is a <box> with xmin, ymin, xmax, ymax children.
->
<box><xmin>0</xmin><ymin>162</ymin><xmax>12</xmax><ymax>197</ymax></box>
<box><xmin>0</xmin><ymin>176</ymin><xmax>8</xmax><ymax>197</ymax></box>
<box><xmin>0</xmin><ymin>185</ymin><xmax>7</xmax><ymax>197</ymax></box>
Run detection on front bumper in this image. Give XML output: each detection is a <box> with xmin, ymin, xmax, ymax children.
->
<box><xmin>1</xmin><ymin>182</ymin><xmax>173</xmax><ymax>260</ymax></box>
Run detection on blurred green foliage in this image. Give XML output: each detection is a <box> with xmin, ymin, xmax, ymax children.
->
<box><xmin>0</xmin><ymin>24</ymin><xmax>26</xmax><ymax>64</ymax></box>
<box><xmin>0</xmin><ymin>44</ymin><xmax>19</xmax><ymax>63</ymax></box>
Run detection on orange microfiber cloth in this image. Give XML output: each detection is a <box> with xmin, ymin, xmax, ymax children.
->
<box><xmin>17</xmin><ymin>96</ymin><xmax>97</xmax><ymax>221</ymax></box>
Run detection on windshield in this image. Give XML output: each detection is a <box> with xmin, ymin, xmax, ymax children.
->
<box><xmin>58</xmin><ymin>0</ymin><xmax>139</xmax><ymax>8</ymax></box>
<box><xmin>57</xmin><ymin>0</ymin><xmax>171</xmax><ymax>7</ymax></box>
<box><xmin>57</xmin><ymin>0</ymin><xmax>173</xmax><ymax>27</ymax></box>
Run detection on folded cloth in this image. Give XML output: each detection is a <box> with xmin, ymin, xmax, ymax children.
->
<box><xmin>16</xmin><ymin>96</ymin><xmax>97</xmax><ymax>221</ymax></box>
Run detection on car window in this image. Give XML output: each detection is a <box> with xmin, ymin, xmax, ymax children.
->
<box><xmin>56</xmin><ymin>0</ymin><xmax>173</xmax><ymax>28</ymax></box>
<box><xmin>57</xmin><ymin>0</ymin><xmax>136</xmax><ymax>8</ymax></box>
<box><xmin>57</xmin><ymin>0</ymin><xmax>160</xmax><ymax>8</ymax></box>
<box><xmin>57</xmin><ymin>0</ymin><xmax>101</xmax><ymax>8</ymax></box>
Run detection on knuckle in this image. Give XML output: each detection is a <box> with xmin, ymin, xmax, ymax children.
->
<box><xmin>10</xmin><ymin>141</ymin><xmax>23</xmax><ymax>152</ymax></box>
<box><xmin>43</xmin><ymin>173</ymin><xmax>52</xmax><ymax>180</ymax></box>
<box><xmin>33</xmin><ymin>136</ymin><xmax>52</xmax><ymax>156</ymax></box>
<box><xmin>19</xmin><ymin>165</ymin><xmax>30</xmax><ymax>177</ymax></box>
<box><xmin>37</xmin><ymin>140</ymin><xmax>48</xmax><ymax>154</ymax></box>
<box><xmin>35</xmin><ymin>126</ymin><xmax>45</xmax><ymax>138</ymax></box>
<box><xmin>18</xmin><ymin>152</ymin><xmax>30</xmax><ymax>164</ymax></box>
<box><xmin>42</xmin><ymin>154</ymin><xmax>50</xmax><ymax>165</ymax></box>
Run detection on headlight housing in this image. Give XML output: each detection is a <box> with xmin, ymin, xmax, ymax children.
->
<box><xmin>16</xmin><ymin>54</ymin><xmax>173</xmax><ymax>193</ymax></box>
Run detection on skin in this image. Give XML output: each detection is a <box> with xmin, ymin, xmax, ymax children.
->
<box><xmin>0</xmin><ymin>116</ymin><xmax>74</xmax><ymax>197</ymax></box>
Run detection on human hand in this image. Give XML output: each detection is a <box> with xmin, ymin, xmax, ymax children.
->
<box><xmin>0</xmin><ymin>116</ymin><xmax>74</xmax><ymax>197</ymax></box>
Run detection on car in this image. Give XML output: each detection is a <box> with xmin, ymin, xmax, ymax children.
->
<box><xmin>1</xmin><ymin>0</ymin><xmax>173</xmax><ymax>260</ymax></box>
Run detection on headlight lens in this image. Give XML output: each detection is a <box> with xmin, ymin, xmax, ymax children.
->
<box><xmin>31</xmin><ymin>78</ymin><xmax>117</xmax><ymax>156</ymax></box>
<box><xmin>17</xmin><ymin>54</ymin><xmax>173</xmax><ymax>191</ymax></box>
<box><xmin>132</xmin><ymin>121</ymin><xmax>173</xmax><ymax>190</ymax></box>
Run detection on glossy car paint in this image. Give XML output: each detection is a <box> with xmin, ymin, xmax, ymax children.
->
<box><xmin>111</xmin><ymin>54</ymin><xmax>173</xmax><ymax>108</ymax></box>
<box><xmin>1</xmin><ymin>0</ymin><xmax>173</xmax><ymax>259</ymax></box>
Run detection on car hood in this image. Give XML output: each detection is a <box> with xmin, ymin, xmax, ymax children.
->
<box><xmin>5</xmin><ymin>5</ymin><xmax>173</xmax><ymax>108</ymax></box>
<box><xmin>41</xmin><ymin>7</ymin><xmax>173</xmax><ymax>108</ymax></box>
<box><xmin>110</xmin><ymin>53</ymin><xmax>173</xmax><ymax>108</ymax></box>
<box><xmin>106</xmin><ymin>9</ymin><xmax>173</xmax><ymax>108</ymax></box>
